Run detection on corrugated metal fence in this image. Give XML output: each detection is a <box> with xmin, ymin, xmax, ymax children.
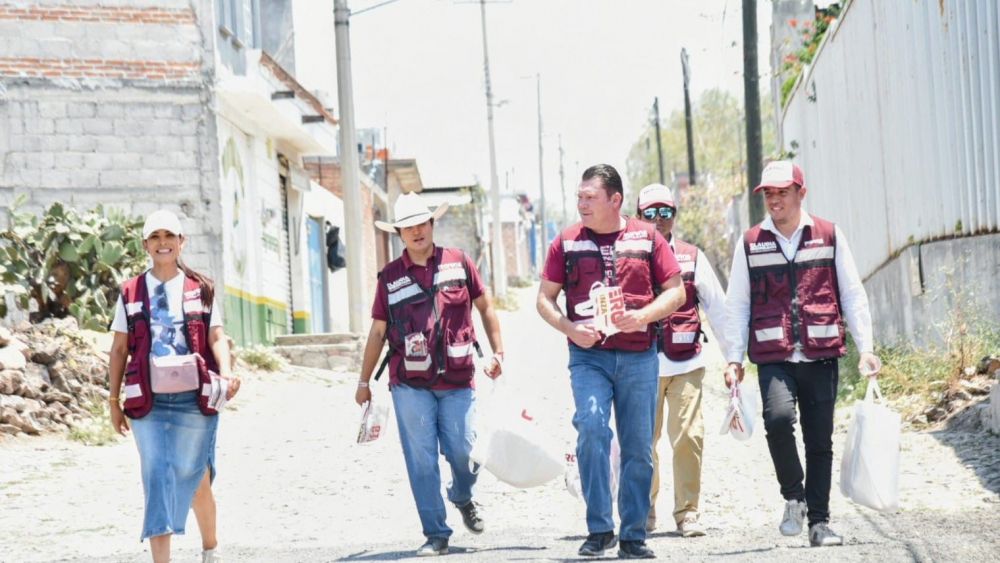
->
<box><xmin>781</xmin><ymin>0</ymin><xmax>1000</xmax><ymax>279</ymax></box>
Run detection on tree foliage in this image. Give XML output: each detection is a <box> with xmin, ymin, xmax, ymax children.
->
<box><xmin>0</xmin><ymin>200</ymin><xmax>147</xmax><ymax>330</ymax></box>
<box><xmin>626</xmin><ymin>88</ymin><xmax>776</xmax><ymax>279</ymax></box>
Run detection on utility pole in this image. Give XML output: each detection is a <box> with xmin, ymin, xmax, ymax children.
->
<box><xmin>535</xmin><ymin>73</ymin><xmax>546</xmax><ymax>252</ymax></box>
<box><xmin>558</xmin><ymin>134</ymin><xmax>567</xmax><ymax>228</ymax></box>
<box><xmin>743</xmin><ymin>0</ymin><xmax>765</xmax><ymax>224</ymax></box>
<box><xmin>333</xmin><ymin>0</ymin><xmax>365</xmax><ymax>333</ymax></box>
<box><xmin>681</xmin><ymin>48</ymin><xmax>697</xmax><ymax>186</ymax></box>
<box><xmin>478</xmin><ymin>0</ymin><xmax>505</xmax><ymax>297</ymax></box>
<box><xmin>652</xmin><ymin>97</ymin><xmax>665</xmax><ymax>185</ymax></box>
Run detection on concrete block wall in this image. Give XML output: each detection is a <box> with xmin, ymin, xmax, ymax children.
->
<box><xmin>502</xmin><ymin>223</ymin><xmax>531</xmax><ymax>280</ymax></box>
<box><xmin>864</xmin><ymin>233</ymin><xmax>1000</xmax><ymax>349</ymax></box>
<box><xmin>0</xmin><ymin>0</ymin><xmax>223</xmax><ymax>282</ymax></box>
<box><xmin>433</xmin><ymin>203</ymin><xmax>481</xmax><ymax>260</ymax></box>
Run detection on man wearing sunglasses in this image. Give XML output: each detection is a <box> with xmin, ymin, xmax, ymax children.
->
<box><xmin>723</xmin><ymin>161</ymin><xmax>880</xmax><ymax>548</ymax></box>
<box><xmin>636</xmin><ymin>184</ymin><xmax>731</xmax><ymax>538</ymax></box>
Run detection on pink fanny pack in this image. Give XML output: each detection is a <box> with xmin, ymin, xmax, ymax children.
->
<box><xmin>150</xmin><ymin>354</ymin><xmax>200</xmax><ymax>394</ymax></box>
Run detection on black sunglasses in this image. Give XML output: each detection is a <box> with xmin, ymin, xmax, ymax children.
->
<box><xmin>642</xmin><ymin>206</ymin><xmax>676</xmax><ymax>220</ymax></box>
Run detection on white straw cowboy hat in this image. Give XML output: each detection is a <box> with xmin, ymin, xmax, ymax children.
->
<box><xmin>375</xmin><ymin>192</ymin><xmax>449</xmax><ymax>233</ymax></box>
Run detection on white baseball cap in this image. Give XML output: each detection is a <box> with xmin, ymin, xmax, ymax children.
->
<box><xmin>754</xmin><ymin>160</ymin><xmax>805</xmax><ymax>193</ymax></box>
<box><xmin>142</xmin><ymin>209</ymin><xmax>184</xmax><ymax>239</ymax></box>
<box><xmin>636</xmin><ymin>183</ymin><xmax>675</xmax><ymax>211</ymax></box>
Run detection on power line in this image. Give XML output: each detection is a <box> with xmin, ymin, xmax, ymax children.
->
<box><xmin>352</xmin><ymin>0</ymin><xmax>405</xmax><ymax>16</ymax></box>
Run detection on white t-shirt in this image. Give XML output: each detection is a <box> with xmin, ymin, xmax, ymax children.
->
<box><xmin>111</xmin><ymin>272</ymin><xmax>222</xmax><ymax>358</ymax></box>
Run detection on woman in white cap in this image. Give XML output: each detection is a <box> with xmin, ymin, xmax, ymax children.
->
<box><xmin>107</xmin><ymin>209</ymin><xmax>241</xmax><ymax>563</ymax></box>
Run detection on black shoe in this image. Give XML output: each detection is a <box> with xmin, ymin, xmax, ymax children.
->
<box><xmin>617</xmin><ymin>540</ymin><xmax>655</xmax><ymax>559</ymax></box>
<box><xmin>416</xmin><ymin>537</ymin><xmax>449</xmax><ymax>557</ymax></box>
<box><xmin>455</xmin><ymin>501</ymin><xmax>484</xmax><ymax>534</ymax></box>
<box><xmin>578</xmin><ymin>531</ymin><xmax>617</xmax><ymax>557</ymax></box>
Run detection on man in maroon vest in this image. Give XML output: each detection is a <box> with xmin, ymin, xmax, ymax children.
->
<box><xmin>635</xmin><ymin>184</ymin><xmax>731</xmax><ymax>538</ymax></box>
<box><xmin>537</xmin><ymin>164</ymin><xmax>685</xmax><ymax>559</ymax></box>
<box><xmin>724</xmin><ymin>161</ymin><xmax>881</xmax><ymax>547</ymax></box>
<box><xmin>355</xmin><ymin>193</ymin><xmax>505</xmax><ymax>557</ymax></box>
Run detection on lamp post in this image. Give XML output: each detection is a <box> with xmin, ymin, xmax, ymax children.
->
<box><xmin>535</xmin><ymin>73</ymin><xmax>546</xmax><ymax>259</ymax></box>
<box><xmin>478</xmin><ymin>0</ymin><xmax>506</xmax><ymax>297</ymax></box>
<box><xmin>333</xmin><ymin>0</ymin><xmax>365</xmax><ymax>333</ymax></box>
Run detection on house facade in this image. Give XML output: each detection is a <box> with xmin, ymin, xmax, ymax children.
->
<box><xmin>0</xmin><ymin>0</ymin><xmax>383</xmax><ymax>344</ymax></box>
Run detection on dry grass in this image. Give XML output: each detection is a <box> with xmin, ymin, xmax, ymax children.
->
<box><xmin>838</xmin><ymin>308</ymin><xmax>999</xmax><ymax>422</ymax></box>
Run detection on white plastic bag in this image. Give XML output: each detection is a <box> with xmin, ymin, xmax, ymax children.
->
<box><xmin>471</xmin><ymin>384</ymin><xmax>564</xmax><ymax>488</ymax></box>
<box><xmin>564</xmin><ymin>431</ymin><xmax>621</xmax><ymax>503</ymax></box>
<box><xmin>719</xmin><ymin>381</ymin><xmax>759</xmax><ymax>441</ymax></box>
<box><xmin>840</xmin><ymin>378</ymin><xmax>901</xmax><ymax>511</ymax></box>
<box><xmin>357</xmin><ymin>399</ymin><xmax>390</xmax><ymax>444</ymax></box>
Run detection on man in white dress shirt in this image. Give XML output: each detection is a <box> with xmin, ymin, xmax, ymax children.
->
<box><xmin>724</xmin><ymin>161</ymin><xmax>881</xmax><ymax>547</ymax></box>
<box><xmin>636</xmin><ymin>184</ymin><xmax>731</xmax><ymax>537</ymax></box>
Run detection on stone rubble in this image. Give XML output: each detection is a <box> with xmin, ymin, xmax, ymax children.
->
<box><xmin>0</xmin><ymin>318</ymin><xmax>110</xmax><ymax>437</ymax></box>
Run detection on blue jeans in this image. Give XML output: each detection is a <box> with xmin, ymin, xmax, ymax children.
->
<box><xmin>131</xmin><ymin>391</ymin><xmax>218</xmax><ymax>540</ymax></box>
<box><xmin>569</xmin><ymin>344</ymin><xmax>658</xmax><ymax>541</ymax></box>
<box><xmin>391</xmin><ymin>384</ymin><xmax>477</xmax><ymax>540</ymax></box>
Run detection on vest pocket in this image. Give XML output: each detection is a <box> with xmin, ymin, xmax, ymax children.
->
<box><xmin>122</xmin><ymin>366</ymin><xmax>144</xmax><ymax>409</ymax></box>
<box><xmin>439</xmin><ymin>284</ymin><xmax>469</xmax><ymax>307</ymax></box>
<box><xmin>800</xmin><ymin>303</ymin><xmax>844</xmax><ymax>349</ymax></box>
<box><xmin>445</xmin><ymin>327</ymin><xmax>475</xmax><ymax>372</ymax></box>
<box><xmin>750</xmin><ymin>310</ymin><xmax>788</xmax><ymax>354</ymax></box>
<box><xmin>401</xmin><ymin>328</ymin><xmax>435</xmax><ymax>383</ymax></box>
<box><xmin>667</xmin><ymin>314</ymin><xmax>700</xmax><ymax>353</ymax></box>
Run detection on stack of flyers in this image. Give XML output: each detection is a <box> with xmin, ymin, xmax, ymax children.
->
<box><xmin>208</xmin><ymin>375</ymin><xmax>230</xmax><ymax>411</ymax></box>
<box><xmin>589</xmin><ymin>283</ymin><xmax>627</xmax><ymax>336</ymax></box>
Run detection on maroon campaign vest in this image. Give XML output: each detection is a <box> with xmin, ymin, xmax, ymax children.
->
<box><xmin>381</xmin><ymin>247</ymin><xmax>478</xmax><ymax>388</ymax></box>
<box><xmin>561</xmin><ymin>218</ymin><xmax>657</xmax><ymax>351</ymax></box>
<box><xmin>660</xmin><ymin>238</ymin><xmax>703</xmax><ymax>361</ymax></box>
<box><xmin>120</xmin><ymin>273</ymin><xmax>219</xmax><ymax>419</ymax></box>
<box><xmin>743</xmin><ymin>215</ymin><xmax>846</xmax><ymax>364</ymax></box>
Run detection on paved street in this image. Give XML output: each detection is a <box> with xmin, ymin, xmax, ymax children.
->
<box><xmin>1</xmin><ymin>285</ymin><xmax>998</xmax><ymax>562</ymax></box>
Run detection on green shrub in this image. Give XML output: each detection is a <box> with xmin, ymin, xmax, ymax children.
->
<box><xmin>68</xmin><ymin>401</ymin><xmax>120</xmax><ymax>446</ymax></box>
<box><xmin>838</xmin><ymin>306</ymin><xmax>1000</xmax><ymax>419</ymax></box>
<box><xmin>492</xmin><ymin>291</ymin><xmax>521</xmax><ymax>312</ymax></box>
<box><xmin>508</xmin><ymin>276</ymin><xmax>534</xmax><ymax>289</ymax></box>
<box><xmin>0</xmin><ymin>200</ymin><xmax>146</xmax><ymax>330</ymax></box>
<box><xmin>238</xmin><ymin>345</ymin><xmax>287</xmax><ymax>371</ymax></box>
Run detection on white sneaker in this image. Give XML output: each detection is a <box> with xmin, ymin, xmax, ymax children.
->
<box><xmin>779</xmin><ymin>500</ymin><xmax>807</xmax><ymax>536</ymax></box>
<box><xmin>202</xmin><ymin>548</ymin><xmax>222</xmax><ymax>563</ymax></box>
<box><xmin>809</xmin><ymin>522</ymin><xmax>844</xmax><ymax>547</ymax></box>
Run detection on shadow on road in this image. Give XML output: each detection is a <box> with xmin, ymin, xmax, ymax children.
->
<box><xmin>337</xmin><ymin>545</ymin><xmax>549</xmax><ymax>561</ymax></box>
<box><xmin>929</xmin><ymin>428</ymin><xmax>1000</xmax><ymax>495</ymax></box>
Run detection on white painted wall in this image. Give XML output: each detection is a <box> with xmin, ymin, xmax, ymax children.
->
<box><xmin>217</xmin><ymin>116</ymin><xmax>291</xmax><ymax>328</ymax></box>
<box><xmin>781</xmin><ymin>0</ymin><xmax>1000</xmax><ymax>279</ymax></box>
<box><xmin>288</xmin><ymin>179</ymin><xmax>350</xmax><ymax>333</ymax></box>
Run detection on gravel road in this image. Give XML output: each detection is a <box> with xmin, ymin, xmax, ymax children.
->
<box><xmin>2</xmin><ymin>286</ymin><xmax>998</xmax><ymax>562</ymax></box>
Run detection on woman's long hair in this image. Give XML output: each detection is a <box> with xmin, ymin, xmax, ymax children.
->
<box><xmin>177</xmin><ymin>258</ymin><xmax>214</xmax><ymax>308</ymax></box>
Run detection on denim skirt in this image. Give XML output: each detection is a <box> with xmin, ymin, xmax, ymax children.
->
<box><xmin>131</xmin><ymin>391</ymin><xmax>218</xmax><ymax>540</ymax></box>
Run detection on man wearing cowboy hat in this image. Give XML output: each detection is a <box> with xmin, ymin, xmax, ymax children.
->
<box><xmin>356</xmin><ymin>192</ymin><xmax>505</xmax><ymax>557</ymax></box>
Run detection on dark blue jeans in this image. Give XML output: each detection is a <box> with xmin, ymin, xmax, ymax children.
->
<box><xmin>758</xmin><ymin>360</ymin><xmax>839</xmax><ymax>526</ymax></box>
